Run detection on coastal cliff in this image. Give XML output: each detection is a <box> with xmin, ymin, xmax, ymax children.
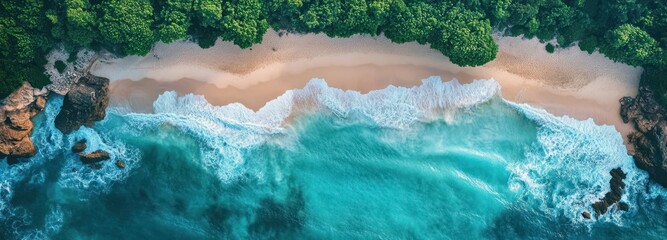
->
<box><xmin>0</xmin><ymin>83</ymin><xmax>48</xmax><ymax>160</ymax></box>
<box><xmin>621</xmin><ymin>87</ymin><xmax>667</xmax><ymax>187</ymax></box>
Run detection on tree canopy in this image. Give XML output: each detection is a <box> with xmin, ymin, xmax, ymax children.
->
<box><xmin>98</xmin><ymin>0</ymin><xmax>155</xmax><ymax>56</ymax></box>
<box><xmin>602</xmin><ymin>24</ymin><xmax>664</xmax><ymax>67</ymax></box>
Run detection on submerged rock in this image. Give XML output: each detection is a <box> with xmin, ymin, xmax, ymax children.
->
<box><xmin>7</xmin><ymin>156</ymin><xmax>21</xmax><ymax>165</ymax></box>
<box><xmin>90</xmin><ymin>163</ymin><xmax>102</xmax><ymax>170</ymax></box>
<box><xmin>592</xmin><ymin>168</ymin><xmax>627</xmax><ymax>216</ymax></box>
<box><xmin>55</xmin><ymin>74</ymin><xmax>109</xmax><ymax>134</ymax></box>
<box><xmin>72</xmin><ymin>139</ymin><xmax>87</xmax><ymax>153</ymax></box>
<box><xmin>620</xmin><ymin>87</ymin><xmax>667</xmax><ymax>187</ymax></box>
<box><xmin>79</xmin><ymin>150</ymin><xmax>110</xmax><ymax>164</ymax></box>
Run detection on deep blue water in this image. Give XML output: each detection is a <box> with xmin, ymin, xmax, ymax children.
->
<box><xmin>1</xmin><ymin>78</ymin><xmax>666</xmax><ymax>239</ymax></box>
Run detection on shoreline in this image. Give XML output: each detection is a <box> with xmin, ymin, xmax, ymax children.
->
<box><xmin>92</xmin><ymin>30</ymin><xmax>642</xmax><ymax>143</ymax></box>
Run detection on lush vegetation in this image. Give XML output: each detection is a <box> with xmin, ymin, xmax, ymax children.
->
<box><xmin>546</xmin><ymin>43</ymin><xmax>555</xmax><ymax>53</ymax></box>
<box><xmin>1</xmin><ymin>0</ymin><xmax>667</xmax><ymax>102</ymax></box>
<box><xmin>54</xmin><ymin>60</ymin><xmax>66</xmax><ymax>73</ymax></box>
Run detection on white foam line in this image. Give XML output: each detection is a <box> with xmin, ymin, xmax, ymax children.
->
<box><xmin>2</xmin><ymin>76</ymin><xmax>663</xmax><ymax>236</ymax></box>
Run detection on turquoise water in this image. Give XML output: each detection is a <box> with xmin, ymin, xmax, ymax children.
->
<box><xmin>1</xmin><ymin>78</ymin><xmax>667</xmax><ymax>239</ymax></box>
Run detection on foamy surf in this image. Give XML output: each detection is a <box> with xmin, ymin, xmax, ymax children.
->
<box><xmin>1</xmin><ymin>77</ymin><xmax>665</xmax><ymax>239</ymax></box>
<box><xmin>109</xmin><ymin>77</ymin><xmax>658</xmax><ymax>221</ymax></box>
<box><xmin>507</xmin><ymin>102</ymin><xmax>652</xmax><ymax>224</ymax></box>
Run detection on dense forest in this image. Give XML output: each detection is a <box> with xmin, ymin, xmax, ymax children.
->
<box><xmin>1</xmin><ymin>0</ymin><xmax>666</xmax><ymax>103</ymax></box>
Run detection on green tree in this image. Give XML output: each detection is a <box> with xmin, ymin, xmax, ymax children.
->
<box><xmin>155</xmin><ymin>0</ymin><xmax>194</xmax><ymax>44</ymax></box>
<box><xmin>220</xmin><ymin>0</ymin><xmax>269</xmax><ymax>48</ymax></box>
<box><xmin>190</xmin><ymin>0</ymin><xmax>223</xmax><ymax>48</ymax></box>
<box><xmin>545</xmin><ymin>43</ymin><xmax>555</xmax><ymax>53</ymax></box>
<box><xmin>195</xmin><ymin>0</ymin><xmax>223</xmax><ymax>28</ymax></box>
<box><xmin>382</xmin><ymin>0</ymin><xmax>414</xmax><ymax>43</ymax></box>
<box><xmin>579</xmin><ymin>36</ymin><xmax>598</xmax><ymax>54</ymax></box>
<box><xmin>533</xmin><ymin>1</ymin><xmax>576</xmax><ymax>41</ymax></box>
<box><xmin>329</xmin><ymin>0</ymin><xmax>373</xmax><ymax>37</ymax></box>
<box><xmin>300</xmin><ymin>0</ymin><xmax>343</xmax><ymax>33</ymax></box>
<box><xmin>0</xmin><ymin>0</ymin><xmax>52</xmax><ymax>98</ymax></box>
<box><xmin>431</xmin><ymin>6</ymin><xmax>498</xmax><ymax>66</ymax></box>
<box><xmin>460</xmin><ymin>0</ymin><xmax>511</xmax><ymax>24</ymax></box>
<box><xmin>264</xmin><ymin>0</ymin><xmax>304</xmax><ymax>30</ymax></box>
<box><xmin>602</xmin><ymin>23</ymin><xmax>664</xmax><ymax>66</ymax></box>
<box><xmin>64</xmin><ymin>0</ymin><xmax>97</xmax><ymax>47</ymax></box>
<box><xmin>366</xmin><ymin>0</ymin><xmax>393</xmax><ymax>34</ymax></box>
<box><xmin>384</xmin><ymin>2</ymin><xmax>442</xmax><ymax>44</ymax></box>
<box><xmin>506</xmin><ymin>2</ymin><xmax>539</xmax><ymax>28</ymax></box>
<box><xmin>98</xmin><ymin>0</ymin><xmax>155</xmax><ymax>56</ymax></box>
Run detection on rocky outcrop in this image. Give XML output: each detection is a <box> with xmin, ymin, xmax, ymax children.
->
<box><xmin>1</xmin><ymin>54</ymin><xmax>106</xmax><ymax>164</ymax></box>
<box><xmin>581</xmin><ymin>211</ymin><xmax>591</xmax><ymax>219</ymax></box>
<box><xmin>79</xmin><ymin>150</ymin><xmax>110</xmax><ymax>164</ymax></box>
<box><xmin>592</xmin><ymin>168</ymin><xmax>628</xmax><ymax>216</ymax></box>
<box><xmin>620</xmin><ymin>87</ymin><xmax>667</xmax><ymax>187</ymax></box>
<box><xmin>0</xmin><ymin>82</ymin><xmax>48</xmax><ymax>159</ymax></box>
<box><xmin>72</xmin><ymin>139</ymin><xmax>87</xmax><ymax>153</ymax></box>
<box><xmin>115</xmin><ymin>160</ymin><xmax>125</xmax><ymax>169</ymax></box>
<box><xmin>55</xmin><ymin>74</ymin><xmax>109</xmax><ymax>134</ymax></box>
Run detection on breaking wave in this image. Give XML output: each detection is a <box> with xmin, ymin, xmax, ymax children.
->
<box><xmin>1</xmin><ymin>77</ymin><xmax>666</xmax><ymax>239</ymax></box>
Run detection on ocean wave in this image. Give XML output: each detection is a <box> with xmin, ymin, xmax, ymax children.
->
<box><xmin>54</xmin><ymin>125</ymin><xmax>141</xmax><ymax>193</ymax></box>
<box><xmin>2</xmin><ymin>77</ymin><xmax>663</xmax><ymax>239</ymax></box>
<box><xmin>0</xmin><ymin>97</ymin><xmax>66</xmax><ymax>224</ymax></box>
<box><xmin>507</xmin><ymin>102</ymin><xmax>651</xmax><ymax>225</ymax></box>
<box><xmin>149</xmin><ymin>77</ymin><xmax>501</xmax><ymax>130</ymax></box>
<box><xmin>26</xmin><ymin>95</ymin><xmax>142</xmax><ymax>194</ymax></box>
<box><xmin>112</xmin><ymin>78</ymin><xmax>500</xmax><ymax>183</ymax></box>
<box><xmin>114</xmin><ymin>77</ymin><xmax>660</xmax><ymax>224</ymax></box>
<box><xmin>125</xmin><ymin>78</ymin><xmax>661</xmax><ymax>214</ymax></box>
<box><xmin>1</xmin><ymin>94</ymin><xmax>140</xmax><ymax>239</ymax></box>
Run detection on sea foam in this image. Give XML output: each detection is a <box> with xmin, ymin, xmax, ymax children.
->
<box><xmin>508</xmin><ymin>102</ymin><xmax>650</xmax><ymax>224</ymax></box>
<box><xmin>117</xmin><ymin>77</ymin><xmax>655</xmax><ymax>224</ymax></box>
<box><xmin>1</xmin><ymin>77</ymin><xmax>662</xmax><ymax>239</ymax></box>
<box><xmin>118</xmin><ymin>78</ymin><xmax>500</xmax><ymax>183</ymax></box>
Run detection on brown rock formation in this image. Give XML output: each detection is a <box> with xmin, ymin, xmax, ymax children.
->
<box><xmin>55</xmin><ymin>74</ymin><xmax>109</xmax><ymax>134</ymax></box>
<box><xmin>115</xmin><ymin>160</ymin><xmax>126</xmax><ymax>169</ymax></box>
<box><xmin>72</xmin><ymin>139</ymin><xmax>87</xmax><ymax>153</ymax></box>
<box><xmin>620</xmin><ymin>87</ymin><xmax>667</xmax><ymax>187</ymax></box>
<box><xmin>0</xmin><ymin>83</ymin><xmax>48</xmax><ymax>159</ymax></box>
<box><xmin>79</xmin><ymin>150</ymin><xmax>111</xmax><ymax>164</ymax></box>
<box><xmin>581</xmin><ymin>211</ymin><xmax>591</xmax><ymax>219</ymax></box>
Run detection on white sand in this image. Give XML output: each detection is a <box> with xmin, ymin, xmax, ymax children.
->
<box><xmin>91</xmin><ymin>29</ymin><xmax>642</xmax><ymax>142</ymax></box>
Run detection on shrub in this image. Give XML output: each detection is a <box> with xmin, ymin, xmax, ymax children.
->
<box><xmin>545</xmin><ymin>43</ymin><xmax>555</xmax><ymax>53</ymax></box>
<box><xmin>55</xmin><ymin>60</ymin><xmax>67</xmax><ymax>73</ymax></box>
<box><xmin>67</xmin><ymin>53</ymin><xmax>78</xmax><ymax>63</ymax></box>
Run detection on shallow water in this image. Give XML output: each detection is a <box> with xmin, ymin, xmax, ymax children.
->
<box><xmin>1</xmin><ymin>78</ymin><xmax>666</xmax><ymax>239</ymax></box>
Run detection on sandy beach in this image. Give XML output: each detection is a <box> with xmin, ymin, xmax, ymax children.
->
<box><xmin>90</xmin><ymin>29</ymin><xmax>642</xmax><ymax>141</ymax></box>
